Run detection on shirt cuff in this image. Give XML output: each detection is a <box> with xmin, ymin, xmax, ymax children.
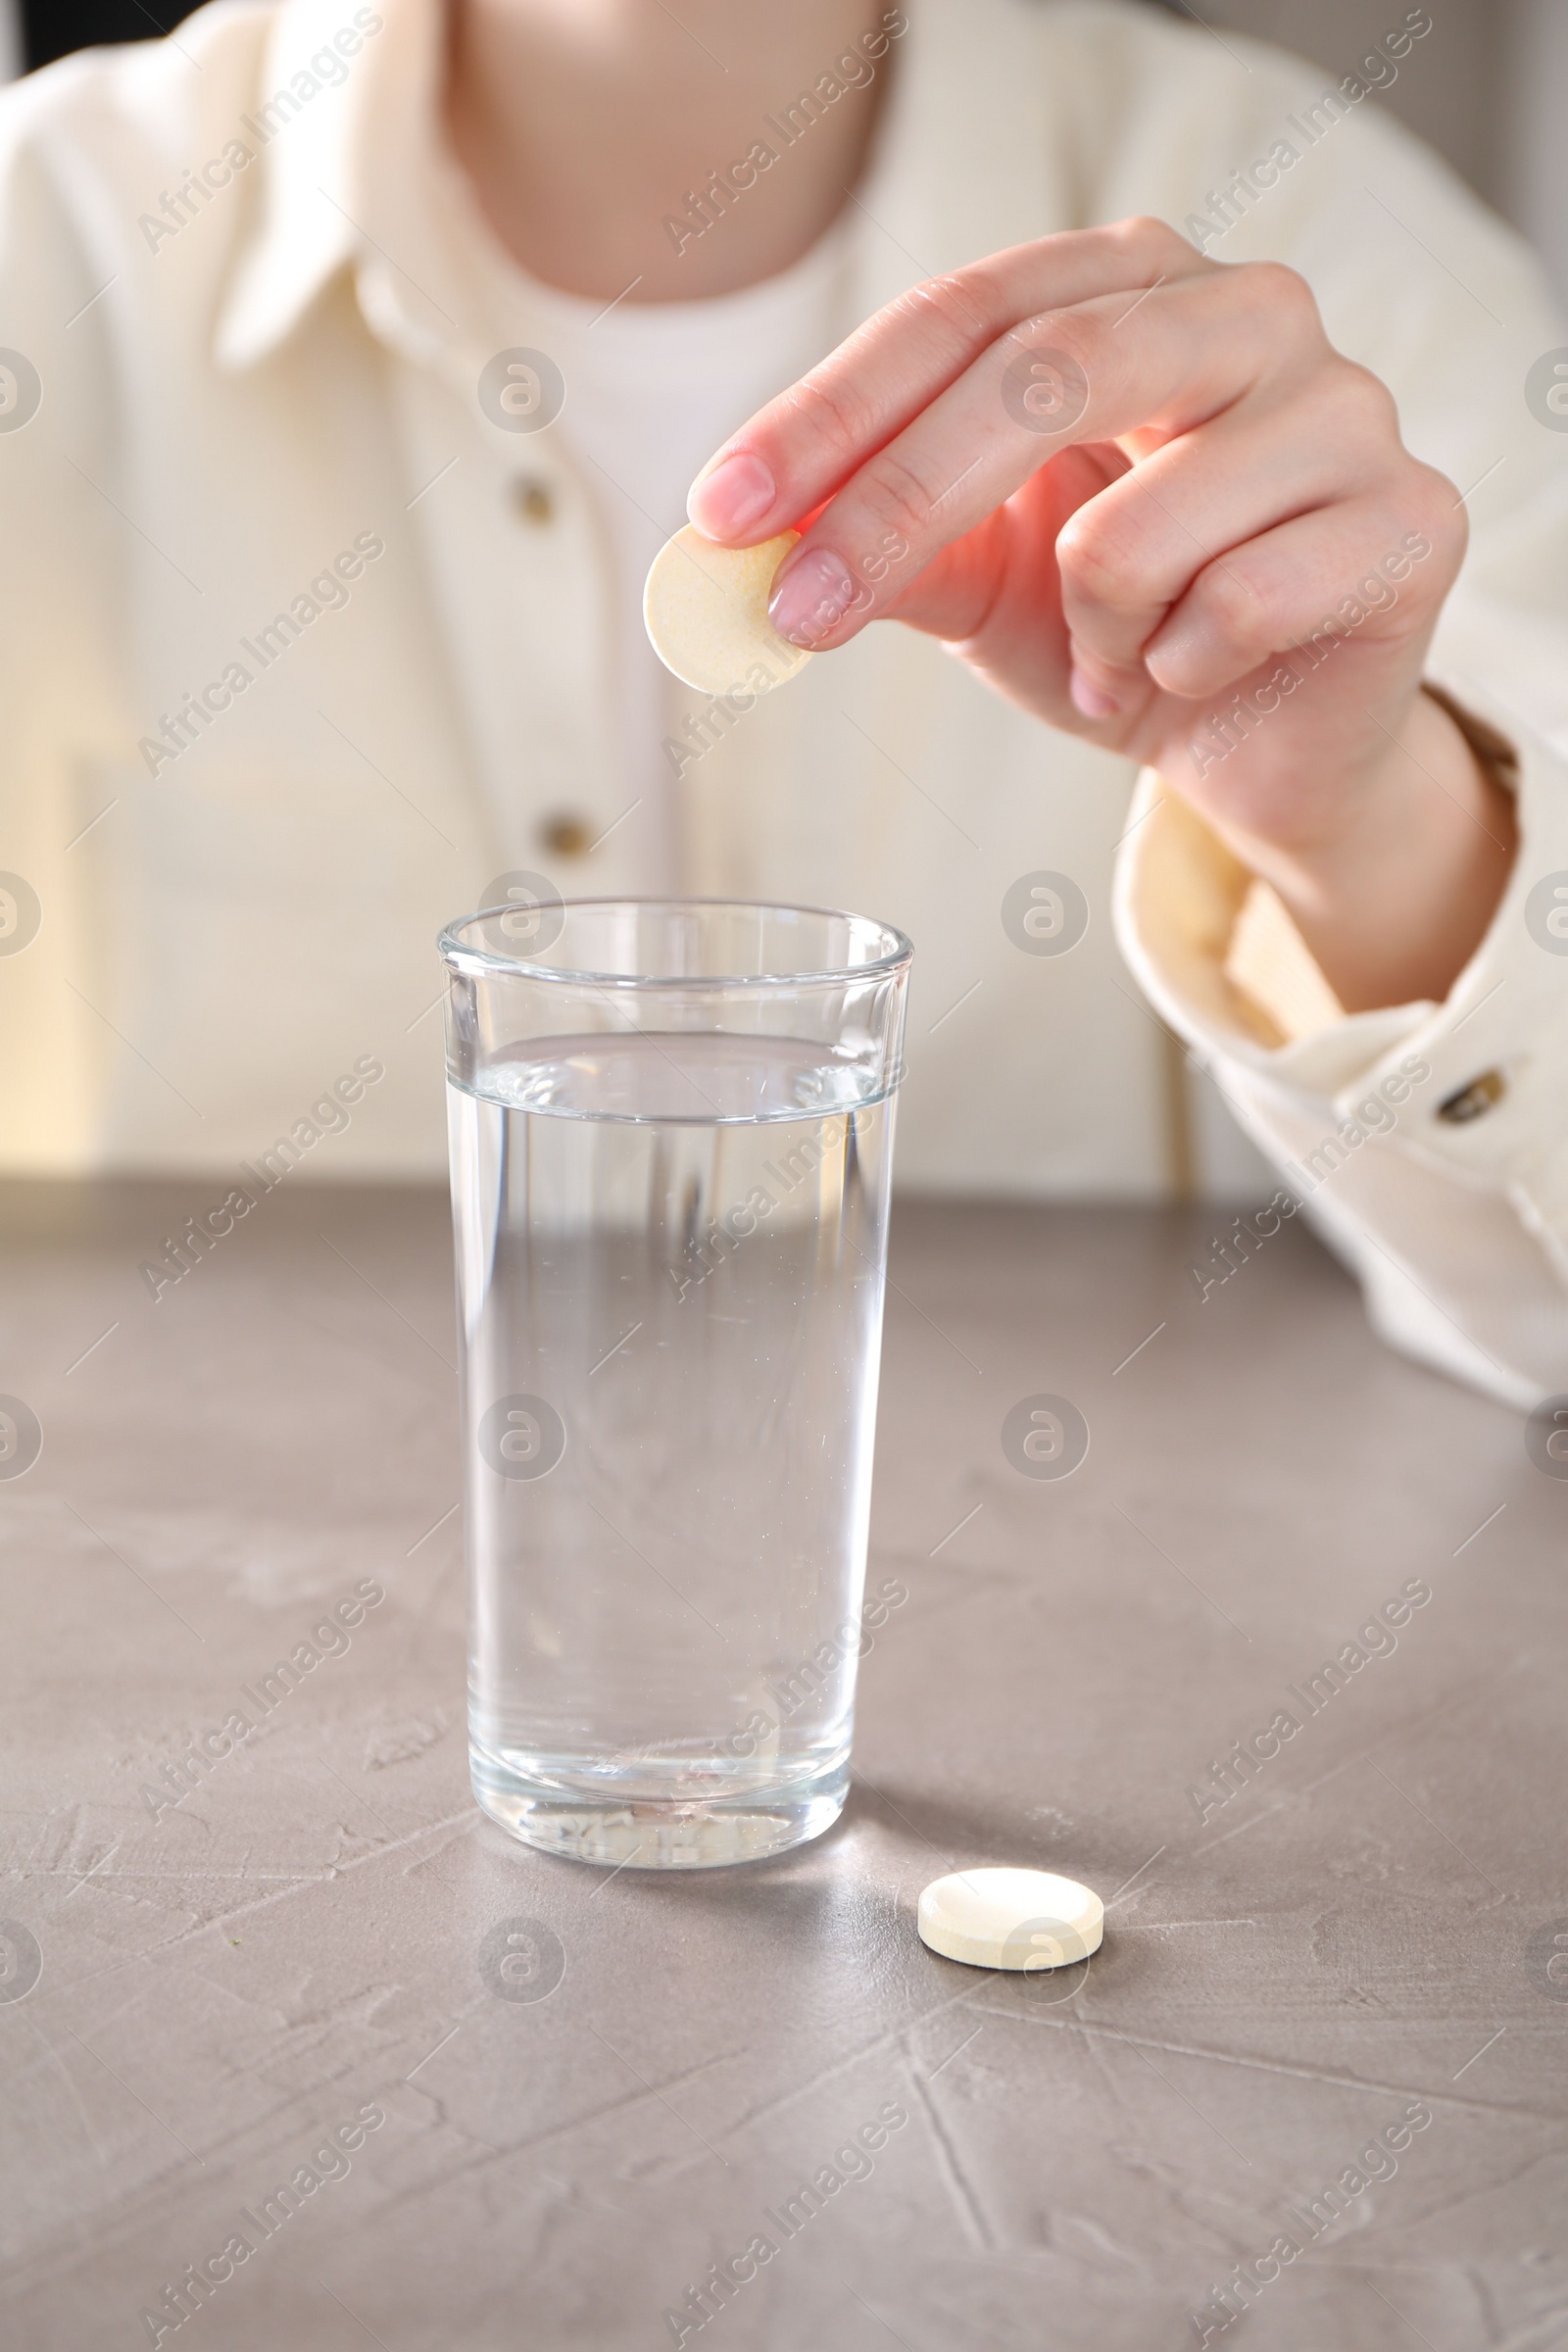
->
<box><xmin>1112</xmin><ymin>700</ymin><xmax>1568</xmax><ymax>1403</ymax></box>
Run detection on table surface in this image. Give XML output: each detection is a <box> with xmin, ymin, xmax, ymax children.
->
<box><xmin>1</xmin><ymin>1180</ymin><xmax>1565</xmax><ymax>2352</ymax></box>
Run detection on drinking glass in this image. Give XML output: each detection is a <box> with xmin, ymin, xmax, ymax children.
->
<box><xmin>440</xmin><ymin>899</ymin><xmax>911</xmax><ymax>1867</ymax></box>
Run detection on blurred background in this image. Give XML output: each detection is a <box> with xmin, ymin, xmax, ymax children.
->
<box><xmin>6</xmin><ymin>1</ymin><xmax>1562</xmax><ymax>303</ymax></box>
<box><xmin>1183</xmin><ymin>0</ymin><xmax>1568</xmax><ymax>311</ymax></box>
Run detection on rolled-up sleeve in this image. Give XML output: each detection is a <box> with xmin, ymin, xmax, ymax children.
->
<box><xmin>1114</xmin><ymin>716</ymin><xmax>1568</xmax><ymax>1407</ymax></box>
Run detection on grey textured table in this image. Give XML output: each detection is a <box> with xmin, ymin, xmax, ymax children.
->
<box><xmin>2</xmin><ymin>1180</ymin><xmax>1565</xmax><ymax>2351</ymax></box>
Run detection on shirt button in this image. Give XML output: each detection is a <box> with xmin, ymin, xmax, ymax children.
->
<box><xmin>538</xmin><ymin>811</ymin><xmax>594</xmax><ymax>858</ymax></box>
<box><xmin>1438</xmin><ymin>1069</ymin><xmax>1505</xmax><ymax>1124</ymax></box>
<box><xmin>510</xmin><ymin>477</ymin><xmax>555</xmax><ymax>525</ymax></box>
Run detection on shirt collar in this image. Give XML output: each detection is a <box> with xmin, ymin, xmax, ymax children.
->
<box><xmin>216</xmin><ymin>0</ymin><xmax>453</xmax><ymax>371</ymax></box>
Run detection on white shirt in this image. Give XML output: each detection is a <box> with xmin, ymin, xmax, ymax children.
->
<box><xmin>2</xmin><ymin>0</ymin><xmax>1567</xmax><ymax>1410</ymax></box>
<box><xmin>464</xmin><ymin>210</ymin><xmax>856</xmax><ymax>893</ymax></box>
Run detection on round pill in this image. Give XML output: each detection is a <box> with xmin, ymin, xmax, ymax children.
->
<box><xmin>643</xmin><ymin>524</ymin><xmax>812</xmax><ymax>697</ymax></box>
<box><xmin>917</xmin><ymin>1868</ymin><xmax>1103</xmax><ymax>1971</ymax></box>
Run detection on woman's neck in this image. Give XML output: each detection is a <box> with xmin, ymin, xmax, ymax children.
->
<box><xmin>444</xmin><ymin>0</ymin><xmax>901</xmax><ymax>301</ymax></box>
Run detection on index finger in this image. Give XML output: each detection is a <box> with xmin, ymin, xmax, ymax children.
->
<box><xmin>760</xmin><ymin>263</ymin><xmax>1322</xmax><ymax>653</ymax></box>
<box><xmin>686</xmin><ymin>216</ymin><xmax>1208</xmax><ymax>544</ymax></box>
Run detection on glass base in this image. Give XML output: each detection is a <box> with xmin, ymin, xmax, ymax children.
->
<box><xmin>471</xmin><ymin>1748</ymin><xmax>849</xmax><ymax>1869</ymax></box>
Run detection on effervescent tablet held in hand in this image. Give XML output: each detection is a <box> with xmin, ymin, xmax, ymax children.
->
<box><xmin>643</xmin><ymin>524</ymin><xmax>812</xmax><ymax>697</ymax></box>
<box><xmin>917</xmin><ymin>1868</ymin><xmax>1103</xmax><ymax>1970</ymax></box>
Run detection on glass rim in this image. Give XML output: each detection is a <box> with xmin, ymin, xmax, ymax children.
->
<box><xmin>437</xmin><ymin>895</ymin><xmax>914</xmax><ymax>992</ymax></box>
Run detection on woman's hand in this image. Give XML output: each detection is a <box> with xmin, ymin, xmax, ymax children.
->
<box><xmin>688</xmin><ymin>218</ymin><xmax>1515</xmax><ymax>1012</ymax></box>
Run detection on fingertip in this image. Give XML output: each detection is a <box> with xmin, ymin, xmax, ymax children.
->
<box><xmin>1067</xmin><ymin>665</ymin><xmax>1120</xmax><ymax>721</ymax></box>
<box><xmin>1143</xmin><ymin>633</ymin><xmax>1216</xmax><ymax>701</ymax></box>
<box><xmin>767</xmin><ymin>545</ymin><xmax>858</xmax><ymax>649</ymax></box>
<box><xmin>687</xmin><ymin>451</ymin><xmax>777</xmax><ymax>541</ymax></box>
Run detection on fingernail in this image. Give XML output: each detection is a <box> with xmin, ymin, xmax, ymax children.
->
<box><xmin>687</xmin><ymin>451</ymin><xmax>776</xmax><ymax>538</ymax></box>
<box><xmin>768</xmin><ymin>548</ymin><xmax>857</xmax><ymax>647</ymax></box>
<box><xmin>1069</xmin><ymin>665</ymin><xmax>1120</xmax><ymax>720</ymax></box>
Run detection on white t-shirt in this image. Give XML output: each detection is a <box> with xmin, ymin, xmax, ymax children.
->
<box><xmin>476</xmin><ymin>222</ymin><xmax>856</xmax><ymax>889</ymax></box>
